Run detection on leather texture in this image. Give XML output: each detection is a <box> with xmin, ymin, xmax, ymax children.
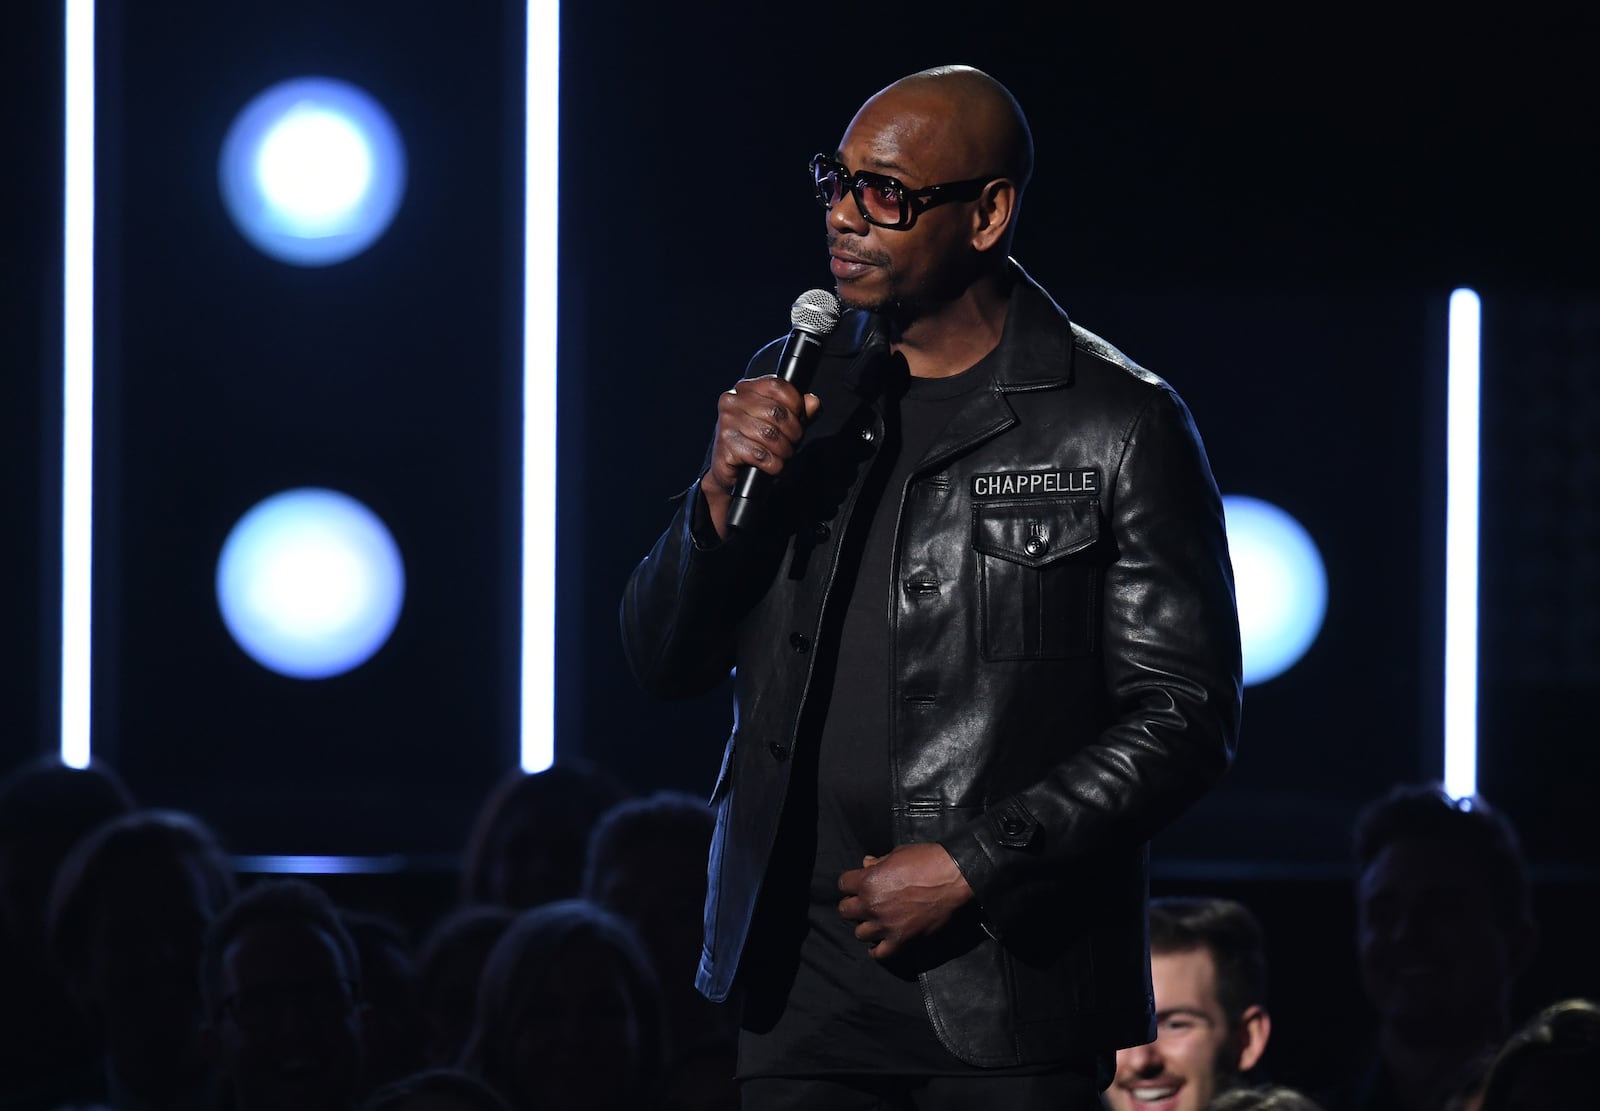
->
<box><xmin>620</xmin><ymin>260</ymin><xmax>1243</xmax><ymax>1067</ymax></box>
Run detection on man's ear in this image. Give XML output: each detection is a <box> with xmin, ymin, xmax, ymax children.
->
<box><xmin>970</xmin><ymin>179</ymin><xmax>1017</xmax><ymax>254</ymax></box>
<box><xmin>1235</xmin><ymin>1004</ymin><xmax>1272</xmax><ymax>1073</ymax></box>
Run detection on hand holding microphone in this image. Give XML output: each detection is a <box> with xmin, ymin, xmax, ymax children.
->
<box><xmin>701</xmin><ymin>289</ymin><xmax>842</xmax><ymax>537</ymax></box>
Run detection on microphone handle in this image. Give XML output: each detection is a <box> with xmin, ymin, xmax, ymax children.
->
<box><xmin>725</xmin><ymin>328</ymin><xmax>825</xmax><ymax>530</ymax></box>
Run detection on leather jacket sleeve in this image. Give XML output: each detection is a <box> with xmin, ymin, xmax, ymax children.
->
<box><xmin>619</xmin><ymin>481</ymin><xmax>744</xmax><ymax>699</ymax></box>
<box><xmin>940</xmin><ymin>384</ymin><xmax>1242</xmax><ymax>932</ymax></box>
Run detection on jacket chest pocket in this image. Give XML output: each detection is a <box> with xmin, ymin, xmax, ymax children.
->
<box><xmin>972</xmin><ymin>498</ymin><xmax>1103</xmax><ymax>660</ymax></box>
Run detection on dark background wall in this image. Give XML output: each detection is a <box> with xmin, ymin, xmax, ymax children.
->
<box><xmin>3</xmin><ymin>0</ymin><xmax>1598</xmax><ymax>1093</ymax></box>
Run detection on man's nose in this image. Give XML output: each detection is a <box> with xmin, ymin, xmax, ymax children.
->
<box><xmin>828</xmin><ymin>187</ymin><xmax>868</xmax><ymax>234</ymax></box>
<box><xmin>1119</xmin><ymin>1041</ymin><xmax>1165</xmax><ymax>1078</ymax></box>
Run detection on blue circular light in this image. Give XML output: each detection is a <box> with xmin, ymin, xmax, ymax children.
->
<box><xmin>219</xmin><ymin>77</ymin><xmax>406</xmax><ymax>266</ymax></box>
<box><xmin>216</xmin><ymin>488</ymin><xmax>405</xmax><ymax>679</ymax></box>
<box><xmin>1222</xmin><ymin>495</ymin><xmax>1328</xmax><ymax>686</ymax></box>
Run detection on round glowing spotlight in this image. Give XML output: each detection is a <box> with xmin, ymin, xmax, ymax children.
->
<box><xmin>216</xmin><ymin>488</ymin><xmax>405</xmax><ymax>679</ymax></box>
<box><xmin>219</xmin><ymin>77</ymin><xmax>406</xmax><ymax>266</ymax></box>
<box><xmin>1222</xmin><ymin>495</ymin><xmax>1328</xmax><ymax>686</ymax></box>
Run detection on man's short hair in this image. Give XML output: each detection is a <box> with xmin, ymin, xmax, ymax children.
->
<box><xmin>1352</xmin><ymin>782</ymin><xmax>1531</xmax><ymax>933</ymax></box>
<box><xmin>1148</xmin><ymin>896</ymin><xmax>1268</xmax><ymax>1025</ymax></box>
<box><xmin>200</xmin><ymin>878</ymin><xmax>362</xmax><ymax>1017</ymax></box>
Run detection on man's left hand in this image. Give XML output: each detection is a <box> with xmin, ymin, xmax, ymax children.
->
<box><xmin>836</xmin><ymin>842</ymin><xmax>975</xmax><ymax>961</ymax></box>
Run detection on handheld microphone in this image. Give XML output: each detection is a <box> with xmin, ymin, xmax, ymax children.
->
<box><xmin>726</xmin><ymin>289</ymin><xmax>842</xmax><ymax>530</ymax></box>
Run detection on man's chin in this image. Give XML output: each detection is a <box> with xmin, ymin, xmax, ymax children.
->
<box><xmin>835</xmin><ymin>283</ymin><xmax>884</xmax><ymax>313</ymax></box>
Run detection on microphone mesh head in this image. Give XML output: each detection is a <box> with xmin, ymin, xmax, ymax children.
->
<box><xmin>790</xmin><ymin>288</ymin><xmax>843</xmax><ymax>337</ymax></box>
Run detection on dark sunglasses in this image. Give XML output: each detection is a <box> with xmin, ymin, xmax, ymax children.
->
<box><xmin>810</xmin><ymin>154</ymin><xmax>999</xmax><ymax>230</ymax></box>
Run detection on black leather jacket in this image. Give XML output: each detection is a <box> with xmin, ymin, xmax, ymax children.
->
<box><xmin>620</xmin><ymin>261</ymin><xmax>1242</xmax><ymax>1067</ymax></box>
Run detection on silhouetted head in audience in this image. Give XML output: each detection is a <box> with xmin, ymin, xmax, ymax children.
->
<box><xmin>460</xmin><ymin>760</ymin><xmax>630</xmax><ymax>910</ymax></box>
<box><xmin>1475</xmin><ymin>997</ymin><xmax>1600</xmax><ymax>1110</ymax></box>
<box><xmin>582</xmin><ymin>789</ymin><xmax>715</xmax><ymax>971</ymax></box>
<box><xmin>416</xmin><ymin>905</ymin><xmax>515</xmax><ymax>1068</ymax></box>
<box><xmin>201</xmin><ymin>878</ymin><xmax>367</xmax><ymax>1111</ymax></box>
<box><xmin>1205</xmin><ymin>1084</ymin><xmax>1326</xmax><ymax>1111</ymax></box>
<box><xmin>582</xmin><ymin>788</ymin><xmax>735</xmax><ymax>1107</ymax></box>
<box><xmin>1104</xmin><ymin>896</ymin><xmax>1272</xmax><ymax>1111</ymax></box>
<box><xmin>0</xmin><ymin>755</ymin><xmax>134</xmax><ymax>953</ymax></box>
<box><xmin>344</xmin><ymin>909</ymin><xmax>429</xmax><ymax>1090</ymax></box>
<box><xmin>1354</xmin><ymin>784</ymin><xmax>1536</xmax><ymax>1053</ymax></box>
<box><xmin>358</xmin><ymin>1066</ymin><xmax>513</xmax><ymax>1111</ymax></box>
<box><xmin>458</xmin><ymin>898</ymin><xmax>665</xmax><ymax>1111</ymax></box>
<box><xmin>48</xmin><ymin>807</ymin><xmax>236</xmax><ymax>1104</ymax></box>
<box><xmin>0</xmin><ymin>756</ymin><xmax>135</xmax><ymax>1094</ymax></box>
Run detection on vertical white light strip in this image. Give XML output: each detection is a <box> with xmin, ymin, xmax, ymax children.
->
<box><xmin>61</xmin><ymin>0</ymin><xmax>96</xmax><ymax>769</ymax></box>
<box><xmin>1444</xmin><ymin>288</ymin><xmax>1481</xmax><ymax>801</ymax></box>
<box><xmin>520</xmin><ymin>1</ymin><xmax>559</xmax><ymax>773</ymax></box>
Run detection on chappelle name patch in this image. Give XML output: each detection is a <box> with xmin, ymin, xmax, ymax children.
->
<box><xmin>971</xmin><ymin>470</ymin><xmax>1100</xmax><ymax>498</ymax></box>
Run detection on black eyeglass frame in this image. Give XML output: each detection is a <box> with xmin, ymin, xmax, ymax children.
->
<box><xmin>810</xmin><ymin>154</ymin><xmax>1002</xmax><ymax>230</ymax></box>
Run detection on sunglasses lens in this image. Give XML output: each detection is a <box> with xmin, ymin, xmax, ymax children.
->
<box><xmin>810</xmin><ymin>157</ymin><xmax>908</xmax><ymax>227</ymax></box>
<box><xmin>852</xmin><ymin>172</ymin><xmax>908</xmax><ymax>227</ymax></box>
<box><xmin>812</xmin><ymin>158</ymin><xmax>847</xmax><ymax>207</ymax></box>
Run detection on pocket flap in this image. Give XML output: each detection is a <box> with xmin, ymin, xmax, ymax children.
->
<box><xmin>971</xmin><ymin>498</ymin><xmax>1101</xmax><ymax>568</ymax></box>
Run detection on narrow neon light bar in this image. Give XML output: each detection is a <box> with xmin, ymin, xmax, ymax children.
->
<box><xmin>521</xmin><ymin>1</ymin><xmax>559</xmax><ymax>772</ymax></box>
<box><xmin>61</xmin><ymin>0</ymin><xmax>96</xmax><ymax>769</ymax></box>
<box><xmin>233</xmin><ymin>855</ymin><xmax>411</xmax><ymax>875</ymax></box>
<box><xmin>1444</xmin><ymin>288</ymin><xmax>1481</xmax><ymax>801</ymax></box>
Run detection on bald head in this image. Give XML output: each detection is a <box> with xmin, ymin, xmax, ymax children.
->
<box><xmin>874</xmin><ymin>66</ymin><xmax>1034</xmax><ymax>197</ymax></box>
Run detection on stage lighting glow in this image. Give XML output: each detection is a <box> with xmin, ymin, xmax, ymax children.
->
<box><xmin>216</xmin><ymin>489</ymin><xmax>405</xmax><ymax>679</ymax></box>
<box><xmin>1223</xmin><ymin>495</ymin><xmax>1328</xmax><ymax>686</ymax></box>
<box><xmin>219</xmin><ymin>77</ymin><xmax>406</xmax><ymax>266</ymax></box>
<box><xmin>1444</xmin><ymin>288</ymin><xmax>1481</xmax><ymax>801</ymax></box>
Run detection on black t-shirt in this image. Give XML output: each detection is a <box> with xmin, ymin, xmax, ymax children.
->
<box><xmin>738</xmin><ymin>349</ymin><xmax>1035</xmax><ymax>1077</ymax></box>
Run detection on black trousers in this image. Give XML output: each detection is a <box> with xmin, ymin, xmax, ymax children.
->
<box><xmin>739</xmin><ymin>1067</ymin><xmax>1107</xmax><ymax>1111</ymax></box>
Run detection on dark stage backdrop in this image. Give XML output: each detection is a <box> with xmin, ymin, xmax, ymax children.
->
<box><xmin>3</xmin><ymin>3</ymin><xmax>1597</xmax><ymax>869</ymax></box>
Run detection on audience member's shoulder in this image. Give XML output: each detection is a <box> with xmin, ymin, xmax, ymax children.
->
<box><xmin>1207</xmin><ymin>1083</ymin><xmax>1327</xmax><ymax>1111</ymax></box>
<box><xmin>358</xmin><ymin>1067</ymin><xmax>513</xmax><ymax>1111</ymax></box>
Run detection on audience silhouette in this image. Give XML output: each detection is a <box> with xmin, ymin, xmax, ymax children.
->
<box><xmin>583</xmin><ymin>788</ymin><xmax>738</xmax><ymax>1111</ymax></box>
<box><xmin>1473</xmin><ymin>996</ymin><xmax>1600</xmax><ymax>1110</ymax></box>
<box><xmin>4</xmin><ymin>751</ymin><xmax>1590</xmax><ymax>1111</ymax></box>
<box><xmin>357</xmin><ymin>1068</ymin><xmax>513</xmax><ymax>1111</ymax></box>
<box><xmin>414</xmin><ymin>906</ymin><xmax>516</xmax><ymax>1071</ymax></box>
<box><xmin>1336</xmin><ymin>782</ymin><xmax>1538</xmax><ymax>1111</ymax></box>
<box><xmin>1206</xmin><ymin>1084</ymin><xmax>1327</xmax><ymax>1111</ymax></box>
<box><xmin>200</xmin><ymin>878</ymin><xmax>366</xmax><ymax>1111</ymax></box>
<box><xmin>342</xmin><ymin>909</ymin><xmax>430</xmax><ymax>1091</ymax></box>
<box><xmin>459</xmin><ymin>761</ymin><xmax>629</xmax><ymax>912</ymax></box>
<box><xmin>457</xmin><ymin>898</ymin><xmax>666</xmax><ymax>1111</ymax></box>
<box><xmin>47</xmin><ymin>808</ymin><xmax>237</xmax><ymax>1111</ymax></box>
<box><xmin>0</xmin><ymin>758</ymin><xmax>134</xmax><ymax>1109</ymax></box>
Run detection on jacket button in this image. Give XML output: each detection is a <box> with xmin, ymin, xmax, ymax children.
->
<box><xmin>789</xmin><ymin>632</ymin><xmax>810</xmax><ymax>653</ymax></box>
<box><xmin>812</xmin><ymin>522</ymin><xmax>831</xmax><ymax>542</ymax></box>
<box><xmin>767</xmin><ymin>742</ymin><xmax>789</xmax><ymax>762</ymax></box>
<box><xmin>1000</xmin><ymin>817</ymin><xmax>1028</xmax><ymax>837</ymax></box>
<box><xmin>860</xmin><ymin>427</ymin><xmax>876</xmax><ymax>443</ymax></box>
<box><xmin>1024</xmin><ymin>536</ymin><xmax>1047</xmax><ymax>557</ymax></box>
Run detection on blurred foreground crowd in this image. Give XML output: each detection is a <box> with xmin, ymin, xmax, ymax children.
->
<box><xmin>0</xmin><ymin>755</ymin><xmax>1592</xmax><ymax>1111</ymax></box>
